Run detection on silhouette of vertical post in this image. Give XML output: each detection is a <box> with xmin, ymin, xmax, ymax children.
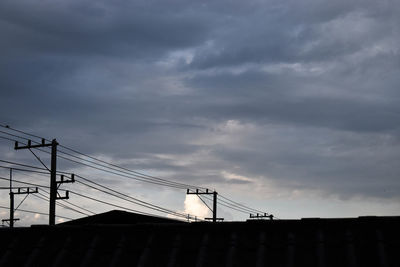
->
<box><xmin>9</xmin><ymin>169</ymin><xmax>13</xmax><ymax>228</ymax></box>
<box><xmin>49</xmin><ymin>139</ymin><xmax>58</xmax><ymax>225</ymax></box>
<box><xmin>9</xmin><ymin>192</ymin><xmax>14</xmax><ymax>228</ymax></box>
<box><xmin>213</xmin><ymin>191</ymin><xmax>217</xmax><ymax>223</ymax></box>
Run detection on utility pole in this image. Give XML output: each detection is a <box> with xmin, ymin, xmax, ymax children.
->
<box><xmin>1</xmin><ymin>169</ymin><xmax>40</xmax><ymax>227</ymax></box>
<box><xmin>49</xmin><ymin>139</ymin><xmax>57</xmax><ymax>226</ymax></box>
<box><xmin>249</xmin><ymin>213</ymin><xmax>274</xmax><ymax>220</ymax></box>
<box><xmin>14</xmin><ymin>138</ymin><xmax>72</xmax><ymax>225</ymax></box>
<box><xmin>0</xmin><ymin>168</ymin><xmax>19</xmax><ymax>227</ymax></box>
<box><xmin>186</xmin><ymin>189</ymin><xmax>223</xmax><ymax>222</ymax></box>
<box><xmin>9</xmin><ymin>169</ymin><xmax>16</xmax><ymax>227</ymax></box>
<box><xmin>6</xmin><ymin>187</ymin><xmax>38</xmax><ymax>228</ymax></box>
<box><xmin>212</xmin><ymin>191</ymin><xmax>217</xmax><ymax>222</ymax></box>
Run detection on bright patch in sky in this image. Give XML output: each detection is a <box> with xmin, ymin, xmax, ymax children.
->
<box><xmin>184</xmin><ymin>195</ymin><xmax>210</xmax><ymax>219</ymax></box>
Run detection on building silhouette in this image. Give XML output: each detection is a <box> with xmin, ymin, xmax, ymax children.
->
<box><xmin>0</xmin><ymin>211</ymin><xmax>399</xmax><ymax>266</ymax></box>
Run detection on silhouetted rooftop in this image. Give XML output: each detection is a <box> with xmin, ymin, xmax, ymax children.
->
<box><xmin>60</xmin><ymin>210</ymin><xmax>185</xmax><ymax>225</ymax></box>
<box><xmin>0</xmin><ymin>212</ymin><xmax>399</xmax><ymax>266</ymax></box>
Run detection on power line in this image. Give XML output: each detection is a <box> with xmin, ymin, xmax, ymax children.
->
<box><xmin>1</xmin><ymin>130</ymin><xmax>209</xmax><ymax>221</ymax></box>
<box><xmin>0</xmin><ymin>135</ymin><xmax>18</xmax><ymax>143</ymax></box>
<box><xmin>0</xmin><ymin>161</ymin><xmax>199</xmax><ymax>221</ymax></box>
<box><xmin>0</xmin><ymin>162</ymin><xmax>73</xmax><ymax>179</ymax></box>
<box><xmin>74</xmin><ymin>175</ymin><xmax>201</xmax><ymax>220</ymax></box>
<box><xmin>0</xmin><ymin>172</ymin><xmax>93</xmax><ymax>218</ymax></box>
<box><xmin>0</xmin><ymin>125</ymin><xmax>207</xmax><ymax>190</ymax></box>
<box><xmin>0</xmin><ymin>124</ymin><xmax>45</xmax><ymax>141</ymax></box>
<box><xmin>0</xmin><ymin>129</ymin><xmax>32</xmax><ymax>143</ymax></box>
<box><xmin>200</xmin><ymin>194</ymin><xmax>250</xmax><ymax>215</ymax></box>
<box><xmin>196</xmin><ymin>188</ymin><xmax>268</xmax><ymax>215</ymax></box>
<box><xmin>57</xmin><ymin>146</ymin><xmax>206</xmax><ymax>190</ymax></box>
<box><xmin>0</xmin><ymin>165</ymin><xmax>49</xmax><ymax>176</ymax></box>
<box><xmin>0</xmin><ymin>159</ymin><xmax>48</xmax><ymax>171</ymax></box>
<box><xmin>219</xmin><ymin>194</ymin><xmax>267</xmax><ymax>214</ymax></box>
<box><xmin>55</xmin><ymin>153</ymin><xmax>189</xmax><ymax>189</ymax></box>
<box><xmin>38</xmin><ymin>188</ymin><xmax>96</xmax><ymax>216</ymax></box>
<box><xmin>57</xmin><ymin>150</ymin><xmax>199</xmax><ymax>190</ymax></box>
<box><xmin>2</xmin><ymin>132</ymin><xmax>198</xmax><ymax>190</ymax></box>
<box><xmin>1</xmin><ymin>124</ymin><xmax>274</xmax><ymax>219</ymax></box>
<box><xmin>201</xmin><ymin>193</ymin><xmax>268</xmax><ymax>215</ymax></box>
<box><xmin>0</xmin><ymin>176</ymin><xmax>52</xmax><ymax>189</ymax></box>
<box><xmin>32</xmin><ymin>192</ymin><xmax>90</xmax><ymax>217</ymax></box>
<box><xmin>68</xmin><ymin>190</ymin><xmax>187</xmax><ymax>222</ymax></box>
<box><xmin>0</xmin><ymin>205</ymin><xmax>73</xmax><ymax>221</ymax></box>
<box><xmin>218</xmin><ymin>198</ymin><xmax>263</xmax><ymax>214</ymax></box>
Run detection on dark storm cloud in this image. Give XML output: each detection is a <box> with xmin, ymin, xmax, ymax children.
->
<box><xmin>1</xmin><ymin>0</ymin><xmax>399</xmax><ymax>205</ymax></box>
<box><xmin>189</xmin><ymin>0</ymin><xmax>400</xmax><ymax>68</ymax></box>
<box><xmin>0</xmin><ymin>0</ymin><xmax>213</xmax><ymax>58</ymax></box>
<box><xmin>185</xmin><ymin>65</ymin><xmax>400</xmax><ymax>133</ymax></box>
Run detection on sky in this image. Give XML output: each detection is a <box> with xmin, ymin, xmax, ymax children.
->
<box><xmin>0</xmin><ymin>0</ymin><xmax>399</xmax><ymax>226</ymax></box>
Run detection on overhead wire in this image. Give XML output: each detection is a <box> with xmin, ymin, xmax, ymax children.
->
<box><xmin>0</xmin><ymin>124</ymin><xmax>44</xmax><ymax>140</ymax></box>
<box><xmin>1</xmin><ymin>130</ymin><xmax>202</xmax><ymax>190</ymax></box>
<box><xmin>0</xmin><ymin>135</ymin><xmax>18</xmax><ymax>143</ymax></box>
<box><xmin>74</xmin><ymin>174</ymin><xmax>201</xmax><ymax>220</ymax></box>
<box><xmin>0</xmin><ymin>169</ymin><xmax>95</xmax><ymax>219</ymax></box>
<box><xmin>200</xmin><ymin>193</ymin><xmax>269</xmax><ymax>216</ymax></box>
<box><xmin>0</xmin><ymin>159</ymin><xmax>49</xmax><ymax>171</ymax></box>
<box><xmin>68</xmin><ymin>190</ymin><xmax>188</xmax><ymax>221</ymax></box>
<box><xmin>200</xmin><ymin>194</ymin><xmax>253</xmax><ymax>215</ymax></box>
<box><xmin>0</xmin><ymin>165</ymin><xmax>50</xmax><ymax>176</ymax></box>
<box><xmin>0</xmin><ymin>125</ymin><xmax>205</xmax><ymax>190</ymax></box>
<box><xmin>0</xmin><ymin>129</ymin><xmax>33</xmax><ymax>143</ymax></box>
<box><xmin>0</xmin><ymin>154</ymin><xmax>203</xmax><ymax>221</ymax></box>
<box><xmin>57</xmin><ymin>146</ymin><xmax>207</xmax><ymax>190</ymax></box>
<box><xmin>32</xmin><ymin>192</ymin><xmax>90</xmax><ymax>217</ymax></box>
<box><xmin>219</xmin><ymin>194</ymin><xmax>267</xmax><ymax>214</ymax></box>
<box><xmin>0</xmin><ymin>176</ymin><xmax>51</xmax><ymax>189</ymax></box>
<box><xmin>38</xmin><ymin>188</ymin><xmax>96</xmax><ymax>216</ymax></box>
<box><xmin>55</xmin><ymin>153</ymin><xmax>189</xmax><ymax>189</ymax></box>
<box><xmin>0</xmin><ymin>160</ymin><xmax>198</xmax><ymax>221</ymax></box>
<box><xmin>1</xmin><ymin>124</ymin><xmax>273</xmax><ymax>219</ymax></box>
<box><xmin>0</xmin><ymin>205</ymin><xmax>73</xmax><ymax>221</ymax></box>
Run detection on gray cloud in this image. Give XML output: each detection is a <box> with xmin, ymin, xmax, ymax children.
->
<box><xmin>1</xmin><ymin>0</ymin><xmax>399</xmax><ymax>222</ymax></box>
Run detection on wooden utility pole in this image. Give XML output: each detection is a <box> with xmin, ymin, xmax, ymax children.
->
<box><xmin>15</xmin><ymin>139</ymin><xmax>58</xmax><ymax>225</ymax></box>
<box><xmin>186</xmin><ymin>189</ymin><xmax>223</xmax><ymax>222</ymax></box>
<box><xmin>49</xmin><ymin>139</ymin><xmax>58</xmax><ymax>225</ymax></box>
<box><xmin>9</xmin><ymin>169</ymin><xmax>15</xmax><ymax>227</ymax></box>
<box><xmin>8</xmin><ymin>187</ymin><xmax>38</xmax><ymax>227</ymax></box>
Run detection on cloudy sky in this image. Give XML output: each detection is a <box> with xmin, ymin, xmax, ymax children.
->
<box><xmin>1</xmin><ymin>0</ymin><xmax>399</xmax><ymax>225</ymax></box>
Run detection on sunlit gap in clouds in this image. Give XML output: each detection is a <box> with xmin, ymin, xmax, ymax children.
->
<box><xmin>184</xmin><ymin>194</ymin><xmax>210</xmax><ymax>220</ymax></box>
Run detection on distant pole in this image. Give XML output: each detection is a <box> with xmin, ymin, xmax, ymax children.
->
<box><xmin>187</xmin><ymin>189</ymin><xmax>222</xmax><ymax>222</ymax></box>
<box><xmin>7</xmin><ymin>187</ymin><xmax>38</xmax><ymax>227</ymax></box>
<box><xmin>249</xmin><ymin>213</ymin><xmax>274</xmax><ymax>220</ymax></box>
